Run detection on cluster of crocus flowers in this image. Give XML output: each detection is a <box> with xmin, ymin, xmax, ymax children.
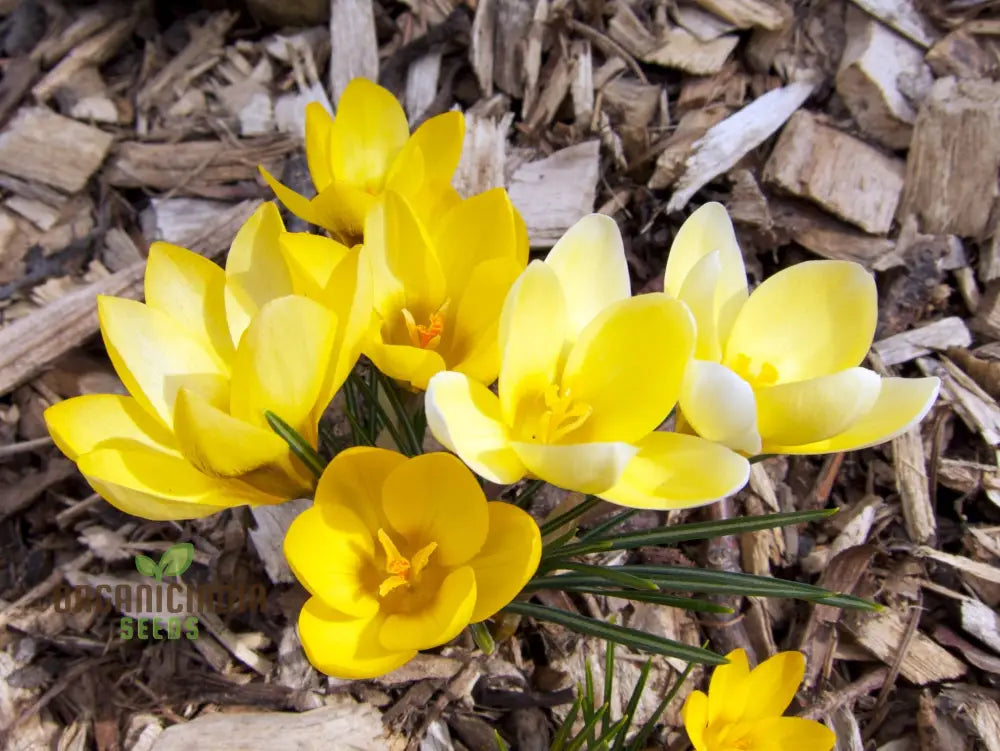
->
<box><xmin>683</xmin><ymin>649</ymin><xmax>835</xmax><ymax>751</ymax></box>
<box><xmin>283</xmin><ymin>448</ymin><xmax>541</xmax><ymax>678</ymax></box>
<box><xmin>44</xmin><ymin>204</ymin><xmax>368</xmax><ymax>520</ymax></box>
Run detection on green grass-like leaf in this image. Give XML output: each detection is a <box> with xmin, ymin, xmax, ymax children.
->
<box><xmin>264</xmin><ymin>410</ymin><xmax>326</xmax><ymax>479</ymax></box>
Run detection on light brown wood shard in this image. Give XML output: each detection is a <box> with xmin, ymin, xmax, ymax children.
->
<box><xmin>844</xmin><ymin>608</ymin><xmax>966</xmax><ymax>684</ymax></box>
<box><xmin>873</xmin><ymin>317</ymin><xmax>972</xmax><ymax>366</ymax></box>
<box><xmin>939</xmin><ymin>686</ymin><xmax>1000</xmax><ymax>751</ymax></box>
<box><xmin>898</xmin><ymin>77</ymin><xmax>1000</xmax><ymax>239</ymax></box>
<box><xmin>668</xmin><ymin>79</ymin><xmax>814</xmax><ymax>212</ymax></box>
<box><xmin>453</xmin><ymin>108</ymin><xmax>511</xmax><ymax>198</ymax></box>
<box><xmin>764</xmin><ymin>110</ymin><xmax>904</xmax><ymax>234</ymax></box>
<box><xmin>32</xmin><ymin>16</ymin><xmax>136</xmax><ymax>103</ymax></box>
<box><xmin>648</xmin><ymin>105</ymin><xmax>730</xmax><ymax>190</ymax></box>
<box><xmin>692</xmin><ymin>0</ymin><xmax>790</xmax><ymax>30</ymax></box>
<box><xmin>893</xmin><ymin>425</ymin><xmax>936</xmax><ymax>544</ymax></box>
<box><xmin>508</xmin><ymin>141</ymin><xmax>600</xmax><ymax>247</ymax></box>
<box><xmin>470</xmin><ymin>0</ymin><xmax>496</xmax><ymax>96</ymax></box>
<box><xmin>918</xmin><ymin>356</ymin><xmax>1000</xmax><ymax>447</ymax></box>
<box><xmin>836</xmin><ymin>7</ymin><xmax>931</xmax><ymax>149</ymax></box>
<box><xmin>492</xmin><ymin>0</ymin><xmax>535</xmax><ymax>97</ymax></box>
<box><xmin>0</xmin><ymin>107</ymin><xmax>112</xmax><ymax>193</ymax></box>
<box><xmin>847</xmin><ymin>0</ymin><xmax>940</xmax><ymax>48</ymax></box>
<box><xmin>329</xmin><ymin>0</ymin><xmax>378</xmax><ymax>103</ymax></box>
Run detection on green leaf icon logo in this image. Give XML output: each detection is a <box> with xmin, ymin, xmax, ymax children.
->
<box><xmin>159</xmin><ymin>543</ymin><xmax>194</xmax><ymax>578</ymax></box>
<box><xmin>134</xmin><ymin>543</ymin><xmax>194</xmax><ymax>581</ymax></box>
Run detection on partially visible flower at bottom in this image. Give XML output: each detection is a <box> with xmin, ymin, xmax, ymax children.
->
<box><xmin>683</xmin><ymin>648</ymin><xmax>835</xmax><ymax>751</ymax></box>
<box><xmin>283</xmin><ymin>448</ymin><xmax>542</xmax><ymax>679</ymax></box>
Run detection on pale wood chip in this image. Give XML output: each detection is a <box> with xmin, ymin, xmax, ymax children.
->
<box><xmin>873</xmin><ymin>317</ymin><xmax>972</xmax><ymax>366</ymax></box>
<box><xmin>847</xmin><ymin>0</ymin><xmax>941</xmax><ymax>48</ymax></box>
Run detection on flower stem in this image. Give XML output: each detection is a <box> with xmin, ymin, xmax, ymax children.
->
<box><xmin>264</xmin><ymin>411</ymin><xmax>326</xmax><ymax>479</ymax></box>
<box><xmin>469</xmin><ymin>621</ymin><xmax>495</xmax><ymax>655</ymax></box>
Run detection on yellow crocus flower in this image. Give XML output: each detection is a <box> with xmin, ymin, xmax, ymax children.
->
<box><xmin>260</xmin><ymin>77</ymin><xmax>464</xmax><ymax>245</ymax></box>
<box><xmin>683</xmin><ymin>649</ymin><xmax>835</xmax><ymax>751</ymax></box>
<box><xmin>283</xmin><ymin>448</ymin><xmax>541</xmax><ymax>679</ymax></box>
<box><xmin>363</xmin><ymin>187</ymin><xmax>528</xmax><ymax>391</ymax></box>
<box><xmin>425</xmin><ymin>214</ymin><xmax>750</xmax><ymax>508</ymax></box>
<box><xmin>664</xmin><ymin>202</ymin><xmax>940</xmax><ymax>455</ymax></box>
<box><xmin>44</xmin><ymin>203</ymin><xmax>369</xmax><ymax>520</ymax></box>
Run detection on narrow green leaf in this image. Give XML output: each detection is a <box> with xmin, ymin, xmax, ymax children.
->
<box><xmin>374</xmin><ymin>369</ymin><xmax>422</xmax><ymax>456</ymax></box>
<box><xmin>513</xmin><ymin>478</ymin><xmax>545</xmax><ymax>509</ymax></box>
<box><xmin>134</xmin><ymin>554</ymin><xmax>159</xmax><ymax>579</ymax></box>
<box><xmin>629</xmin><ymin>660</ymin><xmax>697</xmax><ymax>749</ymax></box>
<box><xmin>551</xmin><ymin>694</ymin><xmax>583</xmax><ymax>751</ymax></box>
<box><xmin>493</xmin><ymin>731</ymin><xmax>510</xmax><ymax>751</ymax></box>
<box><xmin>564</xmin><ymin>703</ymin><xmax>609</xmax><ymax>751</ymax></box>
<box><xmin>350</xmin><ymin>373</ymin><xmax>411</xmax><ymax>456</ymax></box>
<box><xmin>578</xmin><ymin>509</ymin><xmax>639</xmax><ymax>542</ymax></box>
<box><xmin>539</xmin><ymin>496</ymin><xmax>602</xmax><ymax>537</ymax></box>
<box><xmin>158</xmin><ymin>542</ymin><xmax>194</xmax><ymax>577</ymax></box>
<box><xmin>550</xmin><ymin>509</ymin><xmax>837</xmax><ymax>559</ymax></box>
<box><xmin>551</xmin><ymin>588</ymin><xmax>733</xmax><ymax>614</ymax></box>
<box><xmin>603</xmin><ymin>639</ymin><xmax>615</xmax><ymax>736</ymax></box>
<box><xmin>264</xmin><ymin>410</ymin><xmax>326</xmax><ymax>479</ymax></box>
<box><xmin>592</xmin><ymin>716</ymin><xmax>630</xmax><ymax>751</ymax></box>
<box><xmin>342</xmin><ymin>376</ymin><xmax>375</xmax><ymax>446</ymax></box>
<box><xmin>553</xmin><ymin>562</ymin><xmax>659</xmax><ymax>591</ymax></box>
<box><xmin>611</xmin><ymin>660</ymin><xmax>651</xmax><ymax>751</ymax></box>
<box><xmin>503</xmin><ymin>601</ymin><xmax>727</xmax><ymax>665</ymax></box>
<box><xmin>469</xmin><ymin>621</ymin><xmax>495</xmax><ymax>655</ymax></box>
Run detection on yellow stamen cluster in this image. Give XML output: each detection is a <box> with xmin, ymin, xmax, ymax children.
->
<box><xmin>376</xmin><ymin>528</ymin><xmax>437</xmax><ymax>597</ymax></box>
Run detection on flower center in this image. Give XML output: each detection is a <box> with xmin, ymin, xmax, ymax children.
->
<box><xmin>534</xmin><ymin>384</ymin><xmax>593</xmax><ymax>443</ymax></box>
<box><xmin>376</xmin><ymin>528</ymin><xmax>437</xmax><ymax>597</ymax></box>
<box><xmin>401</xmin><ymin>300</ymin><xmax>450</xmax><ymax>350</ymax></box>
<box><xmin>730</xmin><ymin>352</ymin><xmax>779</xmax><ymax>388</ymax></box>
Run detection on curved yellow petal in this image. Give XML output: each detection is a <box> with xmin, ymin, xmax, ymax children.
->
<box><xmin>468</xmin><ymin>502</ymin><xmax>541</xmax><ymax>622</ymax></box>
<box><xmin>298</xmin><ymin>599</ymin><xmax>415</xmax><ymax>679</ymax></box>
<box><xmin>664</xmin><ymin>202</ymin><xmax>748</xmax><ymax>345</ymax></box>
<box><xmin>708</xmin><ymin>648</ymin><xmax>751</xmax><ymax>727</ymax></box>
<box><xmin>682</xmin><ymin>690</ymin><xmax>710</xmax><ymax>751</ymax></box>
<box><xmin>724</xmin><ymin>260</ymin><xmax>877</xmax><ymax>384</ymax></box>
<box><xmin>765</xmin><ymin>376</ymin><xmax>940</xmax><ymax>455</ymax></box>
<box><xmin>229</xmin><ymin>295</ymin><xmax>337</xmax><ymax>441</ymax></box>
<box><xmin>405</xmin><ymin>109</ymin><xmax>465</xmax><ymax>183</ymax></box>
<box><xmin>365</xmin><ymin>338</ymin><xmax>447</xmax><ymax>392</ymax></box>
<box><xmin>172</xmin><ymin>387</ymin><xmax>289</xmax><ymax>478</ymax></box>
<box><xmin>513</xmin><ymin>203</ymin><xmax>529</xmax><ymax>267</ymax></box>
<box><xmin>365</xmin><ymin>191</ymin><xmax>446</xmax><ymax>321</ymax></box>
<box><xmin>425</xmin><ymin>371</ymin><xmax>525</xmax><ymax>485</ymax></box>
<box><xmin>740</xmin><ymin>717</ymin><xmax>836</xmax><ymax>751</ymax></box>
<box><xmin>44</xmin><ymin>394</ymin><xmax>176</xmax><ymax>460</ymax></box>
<box><xmin>314</xmin><ymin>446</ymin><xmax>407</xmax><ymax>533</ymax></box>
<box><xmin>510</xmin><ymin>441</ymin><xmax>637</xmax><ymax>495</ymax></box>
<box><xmin>279</xmin><ymin>231</ymin><xmax>351</xmax><ymax>300</ymax></box>
<box><xmin>381</xmin><ymin>453</ymin><xmax>489</xmax><ymax>567</ymax></box>
<box><xmin>677</xmin><ymin>250</ymin><xmax>723</xmax><ymax>362</ymax></box>
<box><xmin>756</xmin><ymin>368</ymin><xmax>882</xmax><ymax>447</ymax></box>
<box><xmin>380</xmin><ymin>565</ymin><xmax>476</xmax><ymax>651</ymax></box>
<box><xmin>304</xmin><ymin>101</ymin><xmax>334</xmax><ymax>191</ymax></box>
<box><xmin>259</xmin><ymin>167</ymin><xmax>375</xmax><ymax>243</ymax></box>
<box><xmin>561</xmin><ymin>294</ymin><xmax>695</xmax><ymax>443</ymax></box>
<box><xmin>498</xmin><ymin>261</ymin><xmax>568</xmax><ymax>426</ymax></box>
<box><xmin>329</xmin><ymin>78</ymin><xmax>409</xmax><ymax>191</ymax></box>
<box><xmin>223</xmin><ymin>202</ymin><xmax>294</xmax><ymax>348</ymax></box>
<box><xmin>598</xmin><ymin>432</ymin><xmax>750</xmax><ymax>510</ymax></box>
<box><xmin>284</xmin><ymin>505</ymin><xmax>379</xmax><ymax>618</ymax></box>
<box><xmin>145</xmin><ymin>242</ymin><xmax>233</xmax><ymax>369</ymax></box>
<box><xmin>680</xmin><ymin>360</ymin><xmax>761</xmax><ymax>455</ymax></box>
<box><xmin>545</xmin><ymin>214</ymin><xmax>631</xmax><ymax>341</ymax></box>
<box><xmin>98</xmin><ymin>296</ymin><xmax>229</xmax><ymax>428</ymax></box>
<box><xmin>78</xmin><ymin>446</ymin><xmax>267</xmax><ymax>520</ymax></box>
<box><xmin>743</xmin><ymin>650</ymin><xmax>806</xmax><ymax>721</ymax></box>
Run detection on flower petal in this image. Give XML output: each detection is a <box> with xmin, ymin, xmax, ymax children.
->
<box><xmin>365</xmin><ymin>338</ymin><xmax>447</xmax><ymax>392</ymax></box>
<box><xmin>380</xmin><ymin>566</ymin><xmax>476</xmax><ymax>651</ymax></box>
<box><xmin>98</xmin><ymin>296</ymin><xmax>229</xmax><ymax>429</ymax></box>
<box><xmin>259</xmin><ymin>166</ymin><xmax>375</xmax><ymax>241</ymax></box>
<box><xmin>766</xmin><ymin>376</ymin><xmax>940</xmax><ymax>455</ymax></box>
<box><xmin>756</xmin><ymin>368</ymin><xmax>882</xmax><ymax>447</ymax></box>
<box><xmin>598</xmin><ymin>432</ymin><xmax>750</xmax><ymax>510</ymax></box>
<box><xmin>44</xmin><ymin>394</ymin><xmax>176</xmax><ymax>461</ymax></box>
<box><xmin>278</xmin><ymin>231</ymin><xmax>351</xmax><ymax>300</ymax></box>
<box><xmin>740</xmin><ymin>717</ymin><xmax>836</xmax><ymax>751</ymax></box>
<box><xmin>468</xmin><ymin>502</ymin><xmax>541</xmax><ymax>622</ymax></box>
<box><xmin>425</xmin><ymin>371</ymin><xmax>526</xmax><ymax>484</ymax></box>
<box><xmin>78</xmin><ymin>446</ymin><xmax>266</xmax><ymax>520</ymax></box>
<box><xmin>145</xmin><ymin>242</ymin><xmax>233</xmax><ymax>369</ymax></box>
<box><xmin>664</xmin><ymin>202</ymin><xmax>748</xmax><ymax>346</ymax></box>
<box><xmin>329</xmin><ymin>78</ymin><xmax>409</xmax><ymax>191</ymax></box>
<box><xmin>561</xmin><ymin>294</ymin><xmax>695</xmax><ymax>443</ymax></box>
<box><xmin>545</xmin><ymin>214</ymin><xmax>631</xmax><ymax>341</ymax></box>
<box><xmin>381</xmin><ymin>453</ymin><xmax>489</xmax><ymax>567</ymax></box>
<box><xmin>682</xmin><ymin>690</ymin><xmax>710</xmax><ymax>751</ymax></box>
<box><xmin>229</xmin><ymin>295</ymin><xmax>337</xmax><ymax>442</ymax></box>
<box><xmin>223</xmin><ymin>202</ymin><xmax>294</xmax><ymax>348</ymax></box>
<box><xmin>510</xmin><ymin>441</ymin><xmax>637</xmax><ymax>495</ymax></box>
<box><xmin>284</xmin><ymin>505</ymin><xmax>379</xmax><ymax>618</ymax></box>
<box><xmin>314</xmin><ymin>446</ymin><xmax>407</xmax><ymax>533</ymax></box>
<box><xmin>743</xmin><ymin>651</ymin><xmax>806</xmax><ymax>721</ymax></box>
<box><xmin>723</xmin><ymin>260</ymin><xmax>877</xmax><ymax>384</ymax></box>
<box><xmin>304</xmin><ymin>101</ymin><xmax>334</xmax><ymax>191</ymax></box>
<box><xmin>676</xmin><ymin>250</ymin><xmax>723</xmax><ymax>362</ymax></box>
<box><xmin>498</xmin><ymin>261</ymin><xmax>568</xmax><ymax>426</ymax></box>
<box><xmin>172</xmin><ymin>387</ymin><xmax>290</xmax><ymax>478</ymax></box>
<box><xmin>298</xmin><ymin>599</ymin><xmax>415</xmax><ymax>679</ymax></box>
<box><xmin>404</xmin><ymin>110</ymin><xmax>464</xmax><ymax>183</ymax></box>
<box><xmin>708</xmin><ymin>648</ymin><xmax>751</xmax><ymax>727</ymax></box>
<box><xmin>679</xmin><ymin>360</ymin><xmax>761</xmax><ymax>454</ymax></box>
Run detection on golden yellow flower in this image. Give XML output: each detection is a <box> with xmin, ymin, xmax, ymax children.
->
<box><xmin>44</xmin><ymin>203</ymin><xmax>368</xmax><ymax>520</ymax></box>
<box><xmin>284</xmin><ymin>448</ymin><xmax>541</xmax><ymax>679</ymax></box>
<box><xmin>683</xmin><ymin>649</ymin><xmax>835</xmax><ymax>751</ymax></box>
<box><xmin>261</xmin><ymin>78</ymin><xmax>464</xmax><ymax>244</ymax></box>
<box><xmin>664</xmin><ymin>203</ymin><xmax>940</xmax><ymax>455</ymax></box>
